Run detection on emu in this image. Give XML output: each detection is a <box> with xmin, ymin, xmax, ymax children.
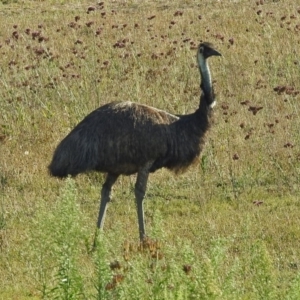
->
<box><xmin>49</xmin><ymin>42</ymin><xmax>221</xmax><ymax>241</ymax></box>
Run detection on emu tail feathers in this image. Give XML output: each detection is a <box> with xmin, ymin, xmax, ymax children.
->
<box><xmin>48</xmin><ymin>147</ymin><xmax>71</xmax><ymax>178</ymax></box>
<box><xmin>49</xmin><ymin>130</ymin><xmax>99</xmax><ymax>178</ymax></box>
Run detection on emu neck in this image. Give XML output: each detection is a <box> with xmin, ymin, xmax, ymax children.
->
<box><xmin>198</xmin><ymin>54</ymin><xmax>213</xmax><ymax>100</ymax></box>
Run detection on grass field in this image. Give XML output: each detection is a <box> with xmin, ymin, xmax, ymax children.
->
<box><xmin>1</xmin><ymin>0</ymin><xmax>300</xmax><ymax>298</ymax></box>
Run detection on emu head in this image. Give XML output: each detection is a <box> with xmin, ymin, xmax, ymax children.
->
<box><xmin>197</xmin><ymin>42</ymin><xmax>222</xmax><ymax>60</ymax></box>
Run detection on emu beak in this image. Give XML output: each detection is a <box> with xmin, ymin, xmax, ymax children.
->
<box><xmin>208</xmin><ymin>48</ymin><xmax>222</xmax><ymax>57</ymax></box>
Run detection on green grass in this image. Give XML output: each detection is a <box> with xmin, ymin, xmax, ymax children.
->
<box><xmin>1</xmin><ymin>0</ymin><xmax>300</xmax><ymax>298</ymax></box>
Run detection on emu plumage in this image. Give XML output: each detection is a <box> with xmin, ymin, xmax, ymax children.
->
<box><xmin>49</xmin><ymin>42</ymin><xmax>221</xmax><ymax>240</ymax></box>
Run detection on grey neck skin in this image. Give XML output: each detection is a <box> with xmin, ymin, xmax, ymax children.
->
<box><xmin>197</xmin><ymin>53</ymin><xmax>215</xmax><ymax>107</ymax></box>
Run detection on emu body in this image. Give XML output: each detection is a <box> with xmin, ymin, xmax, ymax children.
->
<box><xmin>49</xmin><ymin>42</ymin><xmax>221</xmax><ymax>240</ymax></box>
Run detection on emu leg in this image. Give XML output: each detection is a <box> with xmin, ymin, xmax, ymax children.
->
<box><xmin>93</xmin><ymin>173</ymin><xmax>118</xmax><ymax>250</ymax></box>
<box><xmin>97</xmin><ymin>173</ymin><xmax>119</xmax><ymax>229</ymax></box>
<box><xmin>135</xmin><ymin>166</ymin><xmax>151</xmax><ymax>241</ymax></box>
